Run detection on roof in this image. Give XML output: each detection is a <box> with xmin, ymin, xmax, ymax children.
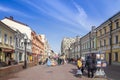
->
<box><xmin>4</xmin><ymin>17</ymin><xmax>28</xmax><ymax>26</ymax></box>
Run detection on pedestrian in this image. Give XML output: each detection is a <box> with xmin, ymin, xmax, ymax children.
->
<box><xmin>47</xmin><ymin>57</ymin><xmax>51</xmax><ymax>67</ymax></box>
<box><xmin>76</xmin><ymin>57</ymin><xmax>82</xmax><ymax>77</ymax></box>
<box><xmin>81</xmin><ymin>57</ymin><xmax>86</xmax><ymax>74</ymax></box>
<box><xmin>85</xmin><ymin>56</ymin><xmax>96</xmax><ymax>78</ymax></box>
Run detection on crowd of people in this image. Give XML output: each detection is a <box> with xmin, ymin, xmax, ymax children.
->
<box><xmin>39</xmin><ymin>53</ymin><xmax>106</xmax><ymax>78</ymax></box>
<box><xmin>44</xmin><ymin>56</ymin><xmax>67</xmax><ymax>67</ymax></box>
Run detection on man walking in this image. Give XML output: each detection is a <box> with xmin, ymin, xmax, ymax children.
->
<box><xmin>86</xmin><ymin>56</ymin><xmax>96</xmax><ymax>78</ymax></box>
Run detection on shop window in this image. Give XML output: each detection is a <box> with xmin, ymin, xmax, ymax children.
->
<box><xmin>19</xmin><ymin>53</ymin><xmax>22</xmax><ymax>61</ymax></box>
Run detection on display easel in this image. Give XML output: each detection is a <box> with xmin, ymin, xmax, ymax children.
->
<box><xmin>94</xmin><ymin>53</ymin><xmax>107</xmax><ymax>78</ymax></box>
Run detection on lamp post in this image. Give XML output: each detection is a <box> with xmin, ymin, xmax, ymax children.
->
<box><xmin>24</xmin><ymin>34</ymin><xmax>28</xmax><ymax>69</ymax></box>
<box><xmin>109</xmin><ymin>19</ymin><xmax>113</xmax><ymax>65</ymax></box>
<box><xmin>89</xmin><ymin>32</ymin><xmax>91</xmax><ymax>53</ymax></box>
<box><xmin>80</xmin><ymin>38</ymin><xmax>82</xmax><ymax>57</ymax></box>
<box><xmin>76</xmin><ymin>35</ymin><xmax>79</xmax><ymax>59</ymax></box>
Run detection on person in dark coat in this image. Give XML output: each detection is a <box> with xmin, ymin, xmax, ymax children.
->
<box><xmin>85</xmin><ymin>56</ymin><xmax>96</xmax><ymax>78</ymax></box>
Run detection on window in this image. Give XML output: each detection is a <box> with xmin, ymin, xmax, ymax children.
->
<box><xmin>100</xmin><ymin>41</ymin><xmax>102</xmax><ymax>47</ymax></box>
<box><xmin>4</xmin><ymin>34</ymin><xmax>8</xmax><ymax>44</ymax></box>
<box><xmin>99</xmin><ymin>29</ymin><xmax>102</xmax><ymax>36</ymax></box>
<box><xmin>19</xmin><ymin>53</ymin><xmax>22</xmax><ymax>61</ymax></box>
<box><xmin>115</xmin><ymin>35</ymin><xmax>118</xmax><ymax>44</ymax></box>
<box><xmin>109</xmin><ymin>38</ymin><xmax>111</xmax><ymax>45</ymax></box>
<box><xmin>116</xmin><ymin>22</ymin><xmax>119</xmax><ymax>29</ymax></box>
<box><xmin>10</xmin><ymin>36</ymin><xmax>12</xmax><ymax>46</ymax></box>
<box><xmin>16</xmin><ymin>38</ymin><xmax>18</xmax><ymax>47</ymax></box>
<box><xmin>104</xmin><ymin>27</ymin><xmax>106</xmax><ymax>34</ymax></box>
<box><xmin>104</xmin><ymin>39</ymin><xmax>106</xmax><ymax>46</ymax></box>
<box><xmin>92</xmin><ymin>41</ymin><xmax>94</xmax><ymax>48</ymax></box>
<box><xmin>114</xmin><ymin>52</ymin><xmax>118</xmax><ymax>62</ymax></box>
<box><xmin>0</xmin><ymin>30</ymin><xmax>2</xmax><ymax>42</ymax></box>
<box><xmin>109</xmin><ymin>25</ymin><xmax>112</xmax><ymax>31</ymax></box>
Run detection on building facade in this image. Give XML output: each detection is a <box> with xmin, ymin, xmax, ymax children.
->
<box><xmin>96</xmin><ymin>12</ymin><xmax>120</xmax><ymax>64</ymax></box>
<box><xmin>61</xmin><ymin>37</ymin><xmax>75</xmax><ymax>58</ymax></box>
<box><xmin>31</xmin><ymin>31</ymin><xmax>44</xmax><ymax>64</ymax></box>
<box><xmin>14</xmin><ymin>29</ymin><xmax>24</xmax><ymax>63</ymax></box>
<box><xmin>1</xmin><ymin>17</ymin><xmax>32</xmax><ymax>62</ymax></box>
<box><xmin>80</xmin><ymin>32</ymin><xmax>90</xmax><ymax>57</ymax></box>
<box><xmin>66</xmin><ymin>12</ymin><xmax>120</xmax><ymax>65</ymax></box>
<box><xmin>0</xmin><ymin>21</ymin><xmax>15</xmax><ymax>64</ymax></box>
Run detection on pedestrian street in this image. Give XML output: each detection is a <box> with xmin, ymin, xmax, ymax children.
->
<box><xmin>0</xmin><ymin>63</ymin><xmax>108</xmax><ymax>80</ymax></box>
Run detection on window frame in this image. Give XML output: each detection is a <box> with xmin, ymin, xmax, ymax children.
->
<box><xmin>4</xmin><ymin>34</ymin><xmax>8</xmax><ymax>44</ymax></box>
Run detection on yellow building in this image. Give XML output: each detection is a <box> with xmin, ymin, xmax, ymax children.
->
<box><xmin>96</xmin><ymin>12</ymin><xmax>120</xmax><ymax>64</ymax></box>
<box><xmin>0</xmin><ymin>21</ymin><xmax>15</xmax><ymax>64</ymax></box>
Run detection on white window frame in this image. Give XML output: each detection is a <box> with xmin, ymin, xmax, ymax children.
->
<box><xmin>10</xmin><ymin>36</ymin><xmax>12</xmax><ymax>46</ymax></box>
<box><xmin>4</xmin><ymin>34</ymin><xmax>8</xmax><ymax>44</ymax></box>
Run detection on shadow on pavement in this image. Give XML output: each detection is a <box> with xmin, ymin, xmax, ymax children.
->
<box><xmin>0</xmin><ymin>74</ymin><xmax>19</xmax><ymax>80</ymax></box>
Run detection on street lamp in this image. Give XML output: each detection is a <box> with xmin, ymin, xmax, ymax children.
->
<box><xmin>89</xmin><ymin>32</ymin><xmax>91</xmax><ymax>53</ymax></box>
<box><xmin>76</xmin><ymin>35</ymin><xmax>79</xmax><ymax>59</ymax></box>
<box><xmin>24</xmin><ymin>34</ymin><xmax>28</xmax><ymax>69</ymax></box>
<box><xmin>80</xmin><ymin>38</ymin><xmax>82</xmax><ymax>57</ymax></box>
<box><xmin>109</xmin><ymin>19</ymin><xmax>113</xmax><ymax>65</ymax></box>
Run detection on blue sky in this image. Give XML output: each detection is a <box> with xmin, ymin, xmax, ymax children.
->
<box><xmin>0</xmin><ymin>0</ymin><xmax>120</xmax><ymax>53</ymax></box>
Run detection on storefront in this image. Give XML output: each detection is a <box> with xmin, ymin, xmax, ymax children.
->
<box><xmin>0</xmin><ymin>48</ymin><xmax>14</xmax><ymax>64</ymax></box>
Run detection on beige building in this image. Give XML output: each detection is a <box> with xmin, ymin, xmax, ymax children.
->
<box><xmin>80</xmin><ymin>32</ymin><xmax>90</xmax><ymax>57</ymax></box>
<box><xmin>0</xmin><ymin>21</ymin><xmax>15</xmax><ymax>64</ymax></box>
<box><xmin>1</xmin><ymin>17</ymin><xmax>32</xmax><ymax>62</ymax></box>
<box><xmin>61</xmin><ymin>37</ymin><xmax>76</xmax><ymax>58</ymax></box>
<box><xmin>96</xmin><ymin>12</ymin><xmax>120</xmax><ymax>64</ymax></box>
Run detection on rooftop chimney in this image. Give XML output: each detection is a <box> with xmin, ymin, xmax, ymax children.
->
<box><xmin>9</xmin><ymin>16</ymin><xmax>13</xmax><ymax>20</ymax></box>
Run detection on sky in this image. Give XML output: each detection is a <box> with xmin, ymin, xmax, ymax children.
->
<box><xmin>0</xmin><ymin>0</ymin><xmax>120</xmax><ymax>53</ymax></box>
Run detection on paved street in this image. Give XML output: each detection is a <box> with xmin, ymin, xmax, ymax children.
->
<box><xmin>0</xmin><ymin>63</ymin><xmax>108</xmax><ymax>80</ymax></box>
<box><xmin>104</xmin><ymin>64</ymin><xmax>120</xmax><ymax>80</ymax></box>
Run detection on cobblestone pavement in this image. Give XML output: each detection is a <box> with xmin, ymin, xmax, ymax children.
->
<box><xmin>0</xmin><ymin>64</ymin><xmax>108</xmax><ymax>80</ymax></box>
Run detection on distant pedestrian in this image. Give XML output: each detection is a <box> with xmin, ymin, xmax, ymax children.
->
<box><xmin>47</xmin><ymin>57</ymin><xmax>51</xmax><ymax>67</ymax></box>
<box><xmin>77</xmin><ymin>58</ymin><xmax>82</xmax><ymax>70</ymax></box>
<box><xmin>86</xmin><ymin>56</ymin><xmax>96</xmax><ymax>78</ymax></box>
<box><xmin>76</xmin><ymin>58</ymin><xmax>82</xmax><ymax>77</ymax></box>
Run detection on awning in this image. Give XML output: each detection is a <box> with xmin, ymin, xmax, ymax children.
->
<box><xmin>2</xmin><ymin>48</ymin><xmax>14</xmax><ymax>53</ymax></box>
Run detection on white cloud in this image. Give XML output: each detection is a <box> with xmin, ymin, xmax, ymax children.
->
<box><xmin>0</xmin><ymin>5</ymin><xmax>31</xmax><ymax>18</ymax></box>
<box><xmin>0</xmin><ymin>5</ymin><xmax>13</xmax><ymax>12</ymax></box>
<box><xmin>22</xmin><ymin>0</ymin><xmax>90</xmax><ymax>31</ymax></box>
